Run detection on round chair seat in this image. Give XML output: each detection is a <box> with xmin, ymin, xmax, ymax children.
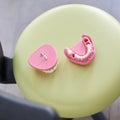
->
<box><xmin>13</xmin><ymin>4</ymin><xmax>120</xmax><ymax>118</ymax></box>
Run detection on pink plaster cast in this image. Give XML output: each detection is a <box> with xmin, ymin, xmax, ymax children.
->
<box><xmin>28</xmin><ymin>44</ymin><xmax>57</xmax><ymax>73</ymax></box>
<box><xmin>64</xmin><ymin>35</ymin><xmax>95</xmax><ymax>65</ymax></box>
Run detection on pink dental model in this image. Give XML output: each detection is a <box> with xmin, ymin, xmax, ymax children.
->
<box><xmin>28</xmin><ymin>44</ymin><xmax>58</xmax><ymax>73</ymax></box>
<box><xmin>64</xmin><ymin>35</ymin><xmax>95</xmax><ymax>65</ymax></box>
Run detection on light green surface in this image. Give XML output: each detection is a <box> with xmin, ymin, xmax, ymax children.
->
<box><xmin>13</xmin><ymin>4</ymin><xmax>120</xmax><ymax>118</ymax></box>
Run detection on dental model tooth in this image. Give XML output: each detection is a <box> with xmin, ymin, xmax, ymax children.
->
<box><xmin>44</xmin><ymin>63</ymin><xmax>58</xmax><ymax>73</ymax></box>
<box><xmin>74</xmin><ymin>54</ymin><xmax>81</xmax><ymax>60</ymax></box>
<box><xmin>64</xmin><ymin>35</ymin><xmax>95</xmax><ymax>65</ymax></box>
<box><xmin>67</xmin><ymin>49</ymin><xmax>73</xmax><ymax>55</ymax></box>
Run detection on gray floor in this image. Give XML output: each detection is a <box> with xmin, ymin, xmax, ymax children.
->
<box><xmin>0</xmin><ymin>1</ymin><xmax>120</xmax><ymax>120</ymax></box>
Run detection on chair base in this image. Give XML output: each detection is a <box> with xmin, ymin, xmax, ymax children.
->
<box><xmin>0</xmin><ymin>57</ymin><xmax>16</xmax><ymax>83</ymax></box>
<box><xmin>60</xmin><ymin>112</ymin><xmax>108</xmax><ymax>120</ymax></box>
<box><xmin>91</xmin><ymin>112</ymin><xmax>108</xmax><ymax>120</ymax></box>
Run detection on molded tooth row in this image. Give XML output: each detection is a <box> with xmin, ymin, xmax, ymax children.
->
<box><xmin>43</xmin><ymin>64</ymin><xmax>57</xmax><ymax>73</ymax></box>
<box><xmin>66</xmin><ymin>45</ymin><xmax>92</xmax><ymax>61</ymax></box>
<box><xmin>75</xmin><ymin>46</ymin><xmax>92</xmax><ymax>60</ymax></box>
<box><xmin>74</xmin><ymin>54</ymin><xmax>84</xmax><ymax>60</ymax></box>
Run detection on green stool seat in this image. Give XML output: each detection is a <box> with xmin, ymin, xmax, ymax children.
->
<box><xmin>13</xmin><ymin>4</ymin><xmax>120</xmax><ymax>118</ymax></box>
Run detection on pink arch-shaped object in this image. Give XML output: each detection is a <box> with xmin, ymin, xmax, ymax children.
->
<box><xmin>64</xmin><ymin>35</ymin><xmax>96</xmax><ymax>65</ymax></box>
